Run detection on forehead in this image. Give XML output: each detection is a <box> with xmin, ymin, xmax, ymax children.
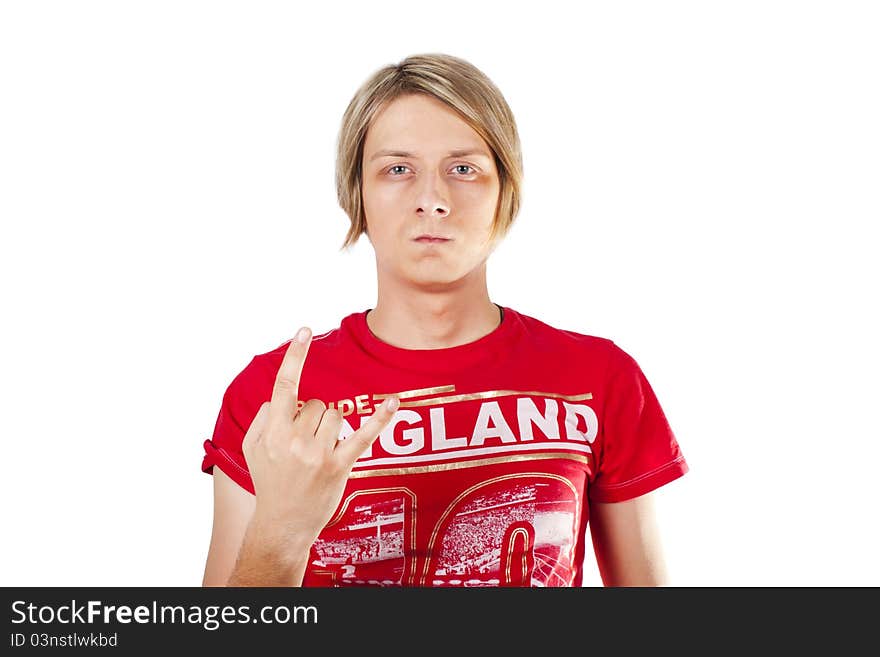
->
<box><xmin>364</xmin><ymin>94</ymin><xmax>490</xmax><ymax>157</ymax></box>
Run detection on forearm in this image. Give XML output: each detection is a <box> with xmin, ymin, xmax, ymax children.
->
<box><xmin>226</xmin><ymin>517</ymin><xmax>312</xmax><ymax>587</ymax></box>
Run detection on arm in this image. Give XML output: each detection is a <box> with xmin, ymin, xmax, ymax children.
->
<box><xmin>588</xmin><ymin>490</ymin><xmax>670</xmax><ymax>586</ymax></box>
<box><xmin>202</xmin><ymin>467</ymin><xmax>311</xmax><ymax>587</ymax></box>
<box><xmin>225</xmin><ymin>518</ymin><xmax>312</xmax><ymax>587</ymax></box>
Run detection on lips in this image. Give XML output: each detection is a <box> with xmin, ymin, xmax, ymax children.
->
<box><xmin>414</xmin><ymin>235</ymin><xmax>451</xmax><ymax>243</ymax></box>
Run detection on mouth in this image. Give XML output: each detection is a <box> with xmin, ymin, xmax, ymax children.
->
<box><xmin>413</xmin><ymin>236</ymin><xmax>451</xmax><ymax>244</ymax></box>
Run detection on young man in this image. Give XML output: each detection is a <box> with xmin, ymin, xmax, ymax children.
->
<box><xmin>201</xmin><ymin>53</ymin><xmax>688</xmax><ymax>587</ymax></box>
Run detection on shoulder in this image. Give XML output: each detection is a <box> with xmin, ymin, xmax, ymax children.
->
<box><xmin>509</xmin><ymin>306</ymin><xmax>620</xmax><ymax>364</ymax></box>
<box><xmin>507</xmin><ymin>307</ymin><xmax>651</xmax><ymax>390</ymax></box>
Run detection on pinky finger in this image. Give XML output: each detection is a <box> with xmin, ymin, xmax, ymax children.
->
<box><xmin>337</xmin><ymin>396</ymin><xmax>399</xmax><ymax>464</ymax></box>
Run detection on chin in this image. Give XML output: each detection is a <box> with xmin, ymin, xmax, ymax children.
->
<box><xmin>412</xmin><ymin>265</ymin><xmax>476</xmax><ymax>289</ymax></box>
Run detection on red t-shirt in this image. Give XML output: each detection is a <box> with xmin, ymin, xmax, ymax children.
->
<box><xmin>201</xmin><ymin>305</ymin><xmax>687</xmax><ymax>587</ymax></box>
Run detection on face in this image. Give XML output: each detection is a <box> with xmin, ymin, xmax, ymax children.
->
<box><xmin>361</xmin><ymin>93</ymin><xmax>501</xmax><ymax>288</ymax></box>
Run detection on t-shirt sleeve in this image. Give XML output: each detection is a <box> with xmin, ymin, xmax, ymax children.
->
<box><xmin>589</xmin><ymin>342</ymin><xmax>688</xmax><ymax>503</ymax></box>
<box><xmin>200</xmin><ymin>356</ymin><xmax>261</xmax><ymax>495</ymax></box>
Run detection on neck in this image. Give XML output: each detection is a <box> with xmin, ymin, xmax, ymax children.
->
<box><xmin>366</xmin><ymin>265</ymin><xmax>501</xmax><ymax>350</ymax></box>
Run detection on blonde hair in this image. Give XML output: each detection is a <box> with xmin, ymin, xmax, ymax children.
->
<box><xmin>335</xmin><ymin>53</ymin><xmax>524</xmax><ymax>251</ymax></box>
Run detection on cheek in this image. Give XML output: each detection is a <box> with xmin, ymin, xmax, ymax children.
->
<box><xmin>463</xmin><ymin>187</ymin><xmax>499</xmax><ymax>225</ymax></box>
<box><xmin>458</xmin><ymin>180</ymin><xmax>499</xmax><ymax>214</ymax></box>
<box><xmin>362</xmin><ymin>176</ymin><xmax>398</xmax><ymax>208</ymax></box>
<box><xmin>366</xmin><ymin>179</ymin><xmax>401</xmax><ymax>205</ymax></box>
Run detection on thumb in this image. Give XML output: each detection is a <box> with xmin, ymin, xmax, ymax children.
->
<box><xmin>242</xmin><ymin>401</ymin><xmax>270</xmax><ymax>462</ymax></box>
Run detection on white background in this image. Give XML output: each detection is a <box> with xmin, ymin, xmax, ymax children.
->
<box><xmin>1</xmin><ymin>1</ymin><xmax>877</xmax><ymax>587</ymax></box>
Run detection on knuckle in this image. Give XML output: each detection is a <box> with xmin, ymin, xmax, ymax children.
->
<box><xmin>273</xmin><ymin>378</ymin><xmax>295</xmax><ymax>393</ymax></box>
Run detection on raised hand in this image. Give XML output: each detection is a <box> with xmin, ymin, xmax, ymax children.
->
<box><xmin>241</xmin><ymin>326</ymin><xmax>399</xmax><ymax>547</ymax></box>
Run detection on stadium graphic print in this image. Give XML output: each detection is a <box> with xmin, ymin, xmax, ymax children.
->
<box><xmin>429</xmin><ymin>475</ymin><xmax>578</xmax><ymax>586</ymax></box>
<box><xmin>307</xmin><ymin>383</ymin><xmax>592</xmax><ymax>587</ymax></box>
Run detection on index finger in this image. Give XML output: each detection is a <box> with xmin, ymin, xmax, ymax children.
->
<box><xmin>269</xmin><ymin>326</ymin><xmax>312</xmax><ymax>424</ymax></box>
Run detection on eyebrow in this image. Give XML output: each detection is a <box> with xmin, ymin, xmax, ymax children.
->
<box><xmin>369</xmin><ymin>148</ymin><xmax>492</xmax><ymax>162</ymax></box>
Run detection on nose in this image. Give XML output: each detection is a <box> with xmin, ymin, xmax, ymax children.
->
<box><xmin>414</xmin><ymin>170</ymin><xmax>450</xmax><ymax>218</ymax></box>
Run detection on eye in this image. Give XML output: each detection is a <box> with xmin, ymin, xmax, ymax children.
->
<box><xmin>384</xmin><ymin>164</ymin><xmax>478</xmax><ymax>176</ymax></box>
